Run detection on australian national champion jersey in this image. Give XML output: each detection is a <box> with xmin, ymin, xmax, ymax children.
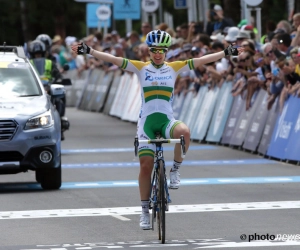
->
<box><xmin>121</xmin><ymin>59</ymin><xmax>195</xmax><ymax>118</ymax></box>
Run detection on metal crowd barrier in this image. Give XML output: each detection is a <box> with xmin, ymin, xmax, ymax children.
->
<box><xmin>64</xmin><ymin>68</ymin><xmax>300</xmax><ymax>164</ymax></box>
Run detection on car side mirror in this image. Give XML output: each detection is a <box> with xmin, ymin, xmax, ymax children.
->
<box><xmin>61</xmin><ymin>78</ymin><xmax>72</xmax><ymax>86</ymax></box>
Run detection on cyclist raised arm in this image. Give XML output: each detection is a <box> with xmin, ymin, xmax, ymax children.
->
<box><xmin>71</xmin><ymin>30</ymin><xmax>242</xmax><ymax>230</ymax></box>
<box><xmin>71</xmin><ymin>42</ymin><xmax>124</xmax><ymax>67</ymax></box>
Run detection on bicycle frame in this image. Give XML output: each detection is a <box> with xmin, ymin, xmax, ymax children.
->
<box><xmin>134</xmin><ymin>133</ymin><xmax>185</xmax><ymax>243</ymax></box>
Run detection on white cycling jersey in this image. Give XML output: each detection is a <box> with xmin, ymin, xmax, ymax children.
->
<box><xmin>121</xmin><ymin>59</ymin><xmax>195</xmax><ymax>118</ymax></box>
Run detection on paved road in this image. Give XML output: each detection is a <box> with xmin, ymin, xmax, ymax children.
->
<box><xmin>0</xmin><ymin>108</ymin><xmax>300</xmax><ymax>249</ymax></box>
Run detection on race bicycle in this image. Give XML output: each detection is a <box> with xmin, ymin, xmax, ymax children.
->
<box><xmin>134</xmin><ymin>132</ymin><xmax>186</xmax><ymax>243</ymax></box>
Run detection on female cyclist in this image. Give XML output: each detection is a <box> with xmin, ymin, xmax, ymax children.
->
<box><xmin>71</xmin><ymin>30</ymin><xmax>242</xmax><ymax>230</ymax></box>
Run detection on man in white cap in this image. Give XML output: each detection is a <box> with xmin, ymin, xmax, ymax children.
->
<box><xmin>224</xmin><ymin>27</ymin><xmax>239</xmax><ymax>46</ymax></box>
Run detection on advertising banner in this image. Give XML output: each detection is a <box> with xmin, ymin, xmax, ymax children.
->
<box><xmin>178</xmin><ymin>85</ymin><xmax>194</xmax><ymax>122</ymax></box>
<box><xmin>266</xmin><ymin>96</ymin><xmax>299</xmax><ymax>160</ymax></box>
<box><xmin>184</xmin><ymin>85</ymin><xmax>207</xmax><ymax>129</ymax></box>
<box><xmin>103</xmin><ymin>70</ymin><xmax>122</xmax><ymax>114</ymax></box>
<box><xmin>86</xmin><ymin>3</ymin><xmax>111</xmax><ymax>28</ymax></box>
<box><xmin>243</xmin><ymin>90</ymin><xmax>269</xmax><ymax>151</ymax></box>
<box><xmin>206</xmin><ymin>81</ymin><xmax>233</xmax><ymax>142</ymax></box>
<box><xmin>257</xmin><ymin>97</ymin><xmax>279</xmax><ymax>155</ymax></box>
<box><xmin>229</xmin><ymin>89</ymin><xmax>264</xmax><ymax>147</ymax></box>
<box><xmin>172</xmin><ymin>93</ymin><xmax>185</xmax><ymax>120</ymax></box>
<box><xmin>113</xmin><ymin>0</ymin><xmax>141</xmax><ymax>20</ymax></box>
<box><xmin>285</xmin><ymin>98</ymin><xmax>300</xmax><ymax>161</ymax></box>
<box><xmin>90</xmin><ymin>71</ymin><xmax>114</xmax><ymax>112</ymax></box>
<box><xmin>221</xmin><ymin>94</ymin><xmax>246</xmax><ymax>145</ymax></box>
<box><xmin>188</xmin><ymin>85</ymin><xmax>208</xmax><ymax>132</ymax></box>
<box><xmin>191</xmin><ymin>87</ymin><xmax>219</xmax><ymax>141</ymax></box>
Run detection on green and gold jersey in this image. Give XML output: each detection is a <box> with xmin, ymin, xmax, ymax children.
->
<box><xmin>121</xmin><ymin>59</ymin><xmax>194</xmax><ymax>118</ymax></box>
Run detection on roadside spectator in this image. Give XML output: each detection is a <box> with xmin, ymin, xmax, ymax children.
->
<box><xmin>179</xmin><ymin>23</ymin><xmax>189</xmax><ymax>40</ymax></box>
<box><xmin>235</xmin><ymin>30</ymin><xmax>251</xmax><ymax>47</ymax></box>
<box><xmin>140</xmin><ymin>22</ymin><xmax>152</xmax><ymax>43</ymax></box>
<box><xmin>111</xmin><ymin>30</ymin><xmax>120</xmax><ymax>45</ymax></box>
<box><xmin>291</xmin><ymin>13</ymin><xmax>300</xmax><ymax>47</ymax></box>
<box><xmin>125</xmin><ymin>31</ymin><xmax>141</xmax><ymax>60</ymax></box>
<box><xmin>137</xmin><ymin>43</ymin><xmax>150</xmax><ymax>62</ymax></box>
<box><xmin>276</xmin><ymin>32</ymin><xmax>293</xmax><ymax>57</ymax></box>
<box><xmin>206</xmin><ymin>4</ymin><xmax>234</xmax><ymax>36</ymax></box>
<box><xmin>224</xmin><ymin>27</ymin><xmax>239</xmax><ymax>47</ymax></box>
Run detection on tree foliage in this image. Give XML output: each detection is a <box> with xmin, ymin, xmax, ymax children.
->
<box><xmin>0</xmin><ymin>0</ymin><xmax>294</xmax><ymax>45</ymax></box>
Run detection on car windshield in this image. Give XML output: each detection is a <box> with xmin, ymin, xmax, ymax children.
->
<box><xmin>0</xmin><ymin>62</ymin><xmax>41</xmax><ymax>98</ymax></box>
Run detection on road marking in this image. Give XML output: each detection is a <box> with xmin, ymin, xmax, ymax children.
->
<box><xmin>61</xmin><ymin>145</ymin><xmax>217</xmax><ymax>154</ymax></box>
<box><xmin>1</xmin><ymin>176</ymin><xmax>300</xmax><ymax>190</ymax></box>
<box><xmin>62</xmin><ymin>159</ymin><xmax>277</xmax><ymax>169</ymax></box>
<box><xmin>194</xmin><ymin>240</ymin><xmax>300</xmax><ymax>248</ymax></box>
<box><xmin>1</xmin><ymin>201</ymin><xmax>300</xmax><ymax>220</ymax></box>
<box><xmin>111</xmin><ymin>215</ymin><xmax>131</xmax><ymax>221</ymax></box>
<box><xmin>18</xmin><ymin>239</ymin><xmax>300</xmax><ymax>249</ymax></box>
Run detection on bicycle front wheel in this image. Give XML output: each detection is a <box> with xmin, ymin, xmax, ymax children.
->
<box><xmin>157</xmin><ymin>159</ymin><xmax>166</xmax><ymax>243</ymax></box>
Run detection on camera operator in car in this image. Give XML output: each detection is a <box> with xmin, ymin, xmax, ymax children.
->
<box><xmin>28</xmin><ymin>39</ymin><xmax>70</xmax><ymax>140</ymax></box>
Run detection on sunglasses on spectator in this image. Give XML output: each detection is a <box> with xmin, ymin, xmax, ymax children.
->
<box><xmin>149</xmin><ymin>47</ymin><xmax>168</xmax><ymax>54</ymax></box>
<box><xmin>239</xmin><ymin>56</ymin><xmax>251</xmax><ymax>62</ymax></box>
<box><xmin>266</xmin><ymin>50</ymin><xmax>274</xmax><ymax>56</ymax></box>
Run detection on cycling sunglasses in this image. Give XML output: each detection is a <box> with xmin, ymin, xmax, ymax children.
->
<box><xmin>149</xmin><ymin>47</ymin><xmax>168</xmax><ymax>54</ymax></box>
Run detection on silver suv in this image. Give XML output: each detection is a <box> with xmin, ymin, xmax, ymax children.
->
<box><xmin>0</xmin><ymin>45</ymin><xmax>64</xmax><ymax>190</ymax></box>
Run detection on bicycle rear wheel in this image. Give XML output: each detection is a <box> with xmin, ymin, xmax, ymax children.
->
<box><xmin>157</xmin><ymin>159</ymin><xmax>166</xmax><ymax>243</ymax></box>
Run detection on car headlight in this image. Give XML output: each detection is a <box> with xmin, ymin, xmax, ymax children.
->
<box><xmin>24</xmin><ymin>111</ymin><xmax>53</xmax><ymax>130</ymax></box>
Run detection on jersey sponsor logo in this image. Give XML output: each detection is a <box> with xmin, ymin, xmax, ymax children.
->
<box><xmin>140</xmin><ymin>134</ymin><xmax>149</xmax><ymax>140</ymax></box>
<box><xmin>145</xmin><ymin>72</ymin><xmax>172</xmax><ymax>81</ymax></box>
<box><xmin>151</xmin><ymin>81</ymin><xmax>158</xmax><ymax>86</ymax></box>
<box><xmin>160</xmin><ymin>69</ymin><xmax>170</xmax><ymax>74</ymax></box>
<box><xmin>145</xmin><ymin>69</ymin><xmax>156</xmax><ymax>74</ymax></box>
<box><xmin>160</xmin><ymin>82</ymin><xmax>167</xmax><ymax>85</ymax></box>
<box><xmin>145</xmin><ymin>72</ymin><xmax>154</xmax><ymax>81</ymax></box>
<box><xmin>155</xmin><ymin>75</ymin><xmax>172</xmax><ymax>80</ymax></box>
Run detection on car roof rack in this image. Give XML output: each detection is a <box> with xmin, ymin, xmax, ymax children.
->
<box><xmin>0</xmin><ymin>45</ymin><xmax>26</xmax><ymax>59</ymax></box>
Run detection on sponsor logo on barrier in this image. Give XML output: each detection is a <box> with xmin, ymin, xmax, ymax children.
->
<box><xmin>275</xmin><ymin>104</ymin><xmax>291</xmax><ymax>140</ymax></box>
<box><xmin>228</xmin><ymin>118</ymin><xmax>236</xmax><ymax>127</ymax></box>
<box><xmin>295</xmin><ymin>113</ymin><xmax>300</xmax><ymax>133</ymax></box>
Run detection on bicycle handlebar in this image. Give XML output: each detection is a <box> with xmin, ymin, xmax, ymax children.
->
<box><xmin>134</xmin><ymin>135</ymin><xmax>186</xmax><ymax>159</ymax></box>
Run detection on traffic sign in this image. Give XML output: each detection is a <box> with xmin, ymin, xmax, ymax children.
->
<box><xmin>96</xmin><ymin>5</ymin><xmax>111</xmax><ymax>20</ymax></box>
<box><xmin>174</xmin><ymin>0</ymin><xmax>187</xmax><ymax>9</ymax></box>
<box><xmin>141</xmin><ymin>0</ymin><xmax>159</xmax><ymax>13</ymax></box>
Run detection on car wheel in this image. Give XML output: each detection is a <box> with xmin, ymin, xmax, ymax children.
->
<box><xmin>38</xmin><ymin>166</ymin><xmax>62</xmax><ymax>190</ymax></box>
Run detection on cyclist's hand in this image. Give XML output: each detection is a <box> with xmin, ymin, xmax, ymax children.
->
<box><xmin>71</xmin><ymin>42</ymin><xmax>91</xmax><ymax>55</ymax></box>
<box><xmin>224</xmin><ymin>44</ymin><xmax>243</xmax><ymax>56</ymax></box>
